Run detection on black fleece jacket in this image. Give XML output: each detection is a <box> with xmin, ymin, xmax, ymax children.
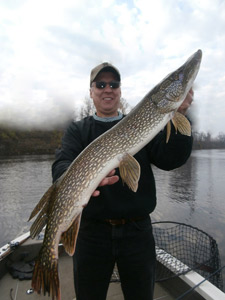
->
<box><xmin>52</xmin><ymin>115</ymin><xmax>193</xmax><ymax>220</ymax></box>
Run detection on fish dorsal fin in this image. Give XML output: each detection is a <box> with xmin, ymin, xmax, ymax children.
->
<box><xmin>172</xmin><ymin>112</ymin><xmax>191</xmax><ymax>136</ymax></box>
<box><xmin>28</xmin><ymin>184</ymin><xmax>56</xmax><ymax>221</ymax></box>
<box><xmin>119</xmin><ymin>153</ymin><xmax>141</xmax><ymax>192</ymax></box>
<box><xmin>61</xmin><ymin>214</ymin><xmax>82</xmax><ymax>256</ymax></box>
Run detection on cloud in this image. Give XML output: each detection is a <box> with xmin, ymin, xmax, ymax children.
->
<box><xmin>0</xmin><ymin>0</ymin><xmax>225</xmax><ymax>136</ymax></box>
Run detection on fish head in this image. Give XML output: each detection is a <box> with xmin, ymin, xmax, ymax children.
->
<box><xmin>151</xmin><ymin>49</ymin><xmax>202</xmax><ymax>113</ymax></box>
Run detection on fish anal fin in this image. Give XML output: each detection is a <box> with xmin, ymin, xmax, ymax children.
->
<box><xmin>172</xmin><ymin>112</ymin><xmax>191</xmax><ymax>136</ymax></box>
<box><xmin>61</xmin><ymin>214</ymin><xmax>81</xmax><ymax>256</ymax></box>
<box><xmin>119</xmin><ymin>153</ymin><xmax>140</xmax><ymax>192</ymax></box>
<box><xmin>28</xmin><ymin>184</ymin><xmax>56</xmax><ymax>221</ymax></box>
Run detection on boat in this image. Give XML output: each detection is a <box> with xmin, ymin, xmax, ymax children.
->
<box><xmin>0</xmin><ymin>222</ymin><xmax>225</xmax><ymax>300</ymax></box>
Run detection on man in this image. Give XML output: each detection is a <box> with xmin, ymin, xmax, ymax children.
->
<box><xmin>52</xmin><ymin>62</ymin><xmax>193</xmax><ymax>300</ymax></box>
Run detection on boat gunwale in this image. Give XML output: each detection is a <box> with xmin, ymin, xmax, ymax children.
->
<box><xmin>1</xmin><ymin>231</ymin><xmax>225</xmax><ymax>300</ymax></box>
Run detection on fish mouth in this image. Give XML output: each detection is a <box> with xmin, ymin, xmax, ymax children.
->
<box><xmin>187</xmin><ymin>49</ymin><xmax>202</xmax><ymax>65</ymax></box>
<box><xmin>196</xmin><ymin>49</ymin><xmax>202</xmax><ymax>61</ymax></box>
<box><xmin>168</xmin><ymin>49</ymin><xmax>202</xmax><ymax>102</ymax></box>
<box><xmin>151</xmin><ymin>49</ymin><xmax>202</xmax><ymax>112</ymax></box>
<box><xmin>180</xmin><ymin>49</ymin><xmax>202</xmax><ymax>94</ymax></box>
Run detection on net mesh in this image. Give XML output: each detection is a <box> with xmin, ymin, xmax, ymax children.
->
<box><xmin>111</xmin><ymin>221</ymin><xmax>223</xmax><ymax>292</ymax></box>
<box><xmin>152</xmin><ymin>222</ymin><xmax>223</xmax><ymax>290</ymax></box>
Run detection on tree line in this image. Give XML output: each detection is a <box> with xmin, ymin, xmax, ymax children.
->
<box><xmin>192</xmin><ymin>131</ymin><xmax>225</xmax><ymax>150</ymax></box>
<box><xmin>0</xmin><ymin>98</ymin><xmax>224</xmax><ymax>156</ymax></box>
<box><xmin>0</xmin><ymin>127</ymin><xmax>64</xmax><ymax>156</ymax></box>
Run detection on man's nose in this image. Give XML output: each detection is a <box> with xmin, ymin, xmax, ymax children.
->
<box><xmin>104</xmin><ymin>84</ymin><xmax>113</xmax><ymax>91</ymax></box>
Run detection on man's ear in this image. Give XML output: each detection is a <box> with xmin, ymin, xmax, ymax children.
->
<box><xmin>90</xmin><ymin>87</ymin><xmax>93</xmax><ymax>99</ymax></box>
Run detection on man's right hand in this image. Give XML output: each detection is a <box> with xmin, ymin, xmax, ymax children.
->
<box><xmin>92</xmin><ymin>169</ymin><xmax>119</xmax><ymax>197</ymax></box>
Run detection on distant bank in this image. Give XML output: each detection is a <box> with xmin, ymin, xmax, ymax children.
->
<box><xmin>0</xmin><ymin>127</ymin><xmax>225</xmax><ymax>156</ymax></box>
<box><xmin>0</xmin><ymin>127</ymin><xmax>63</xmax><ymax>156</ymax></box>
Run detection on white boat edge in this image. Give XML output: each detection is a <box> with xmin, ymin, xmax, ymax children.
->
<box><xmin>0</xmin><ymin>231</ymin><xmax>30</xmax><ymax>261</ymax></box>
<box><xmin>180</xmin><ymin>271</ymin><xmax>225</xmax><ymax>300</ymax></box>
<box><xmin>156</xmin><ymin>246</ymin><xmax>225</xmax><ymax>300</ymax></box>
<box><xmin>1</xmin><ymin>232</ymin><xmax>225</xmax><ymax>300</ymax></box>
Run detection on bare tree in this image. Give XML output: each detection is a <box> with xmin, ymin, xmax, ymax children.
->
<box><xmin>119</xmin><ymin>97</ymin><xmax>132</xmax><ymax>115</ymax></box>
<box><xmin>78</xmin><ymin>97</ymin><xmax>132</xmax><ymax>119</ymax></box>
<box><xmin>78</xmin><ymin>97</ymin><xmax>96</xmax><ymax>119</ymax></box>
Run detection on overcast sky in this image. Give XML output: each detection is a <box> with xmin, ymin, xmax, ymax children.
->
<box><xmin>0</xmin><ymin>0</ymin><xmax>224</xmax><ymax>136</ymax></box>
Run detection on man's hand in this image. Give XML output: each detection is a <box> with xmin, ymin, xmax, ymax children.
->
<box><xmin>177</xmin><ymin>88</ymin><xmax>194</xmax><ymax>115</ymax></box>
<box><xmin>92</xmin><ymin>169</ymin><xmax>119</xmax><ymax>197</ymax></box>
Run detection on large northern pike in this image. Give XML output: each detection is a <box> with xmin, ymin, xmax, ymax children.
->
<box><xmin>29</xmin><ymin>49</ymin><xmax>202</xmax><ymax>300</ymax></box>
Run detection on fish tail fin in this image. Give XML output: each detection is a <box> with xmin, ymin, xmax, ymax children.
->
<box><xmin>32</xmin><ymin>250</ymin><xmax>60</xmax><ymax>300</ymax></box>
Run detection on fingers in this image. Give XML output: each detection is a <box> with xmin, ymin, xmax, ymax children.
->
<box><xmin>92</xmin><ymin>169</ymin><xmax>119</xmax><ymax>197</ymax></box>
<box><xmin>187</xmin><ymin>88</ymin><xmax>194</xmax><ymax>105</ymax></box>
<box><xmin>98</xmin><ymin>170</ymin><xmax>119</xmax><ymax>187</ymax></box>
<box><xmin>178</xmin><ymin>88</ymin><xmax>194</xmax><ymax>115</ymax></box>
<box><xmin>92</xmin><ymin>190</ymin><xmax>101</xmax><ymax>197</ymax></box>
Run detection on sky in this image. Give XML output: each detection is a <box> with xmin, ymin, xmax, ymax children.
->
<box><xmin>0</xmin><ymin>0</ymin><xmax>225</xmax><ymax>136</ymax></box>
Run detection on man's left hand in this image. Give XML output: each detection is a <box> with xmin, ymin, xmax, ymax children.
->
<box><xmin>177</xmin><ymin>88</ymin><xmax>194</xmax><ymax>115</ymax></box>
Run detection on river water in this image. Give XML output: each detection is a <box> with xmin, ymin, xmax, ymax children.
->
<box><xmin>0</xmin><ymin>150</ymin><xmax>225</xmax><ymax>286</ymax></box>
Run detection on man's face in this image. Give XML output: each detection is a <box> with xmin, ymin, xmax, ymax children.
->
<box><xmin>90</xmin><ymin>71</ymin><xmax>121</xmax><ymax>118</ymax></box>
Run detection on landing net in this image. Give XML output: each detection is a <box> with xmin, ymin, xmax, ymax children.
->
<box><xmin>152</xmin><ymin>221</ymin><xmax>223</xmax><ymax>290</ymax></box>
<box><xmin>111</xmin><ymin>221</ymin><xmax>223</xmax><ymax>291</ymax></box>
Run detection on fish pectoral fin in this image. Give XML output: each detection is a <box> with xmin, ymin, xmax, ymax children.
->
<box><xmin>119</xmin><ymin>153</ymin><xmax>140</xmax><ymax>192</ymax></box>
<box><xmin>61</xmin><ymin>214</ymin><xmax>81</xmax><ymax>256</ymax></box>
<box><xmin>172</xmin><ymin>112</ymin><xmax>191</xmax><ymax>136</ymax></box>
<box><xmin>166</xmin><ymin>121</ymin><xmax>171</xmax><ymax>143</ymax></box>
<box><xmin>166</xmin><ymin>112</ymin><xmax>191</xmax><ymax>144</ymax></box>
<box><xmin>28</xmin><ymin>184</ymin><xmax>56</xmax><ymax>221</ymax></box>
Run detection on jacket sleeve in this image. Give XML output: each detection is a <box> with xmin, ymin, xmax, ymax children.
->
<box><xmin>146</xmin><ymin>122</ymin><xmax>193</xmax><ymax>171</ymax></box>
<box><xmin>52</xmin><ymin>121</ymin><xmax>84</xmax><ymax>183</ymax></box>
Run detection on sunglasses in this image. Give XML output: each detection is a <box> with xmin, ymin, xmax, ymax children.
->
<box><xmin>94</xmin><ymin>81</ymin><xmax>120</xmax><ymax>89</ymax></box>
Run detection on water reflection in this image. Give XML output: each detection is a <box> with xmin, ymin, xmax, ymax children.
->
<box><xmin>152</xmin><ymin>154</ymin><xmax>198</xmax><ymax>219</ymax></box>
<box><xmin>152</xmin><ymin>149</ymin><xmax>225</xmax><ymax>289</ymax></box>
<box><xmin>0</xmin><ymin>155</ymin><xmax>54</xmax><ymax>246</ymax></box>
<box><xmin>0</xmin><ymin>150</ymin><xmax>225</xmax><ymax>288</ymax></box>
<box><xmin>152</xmin><ymin>150</ymin><xmax>225</xmax><ymax>225</ymax></box>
